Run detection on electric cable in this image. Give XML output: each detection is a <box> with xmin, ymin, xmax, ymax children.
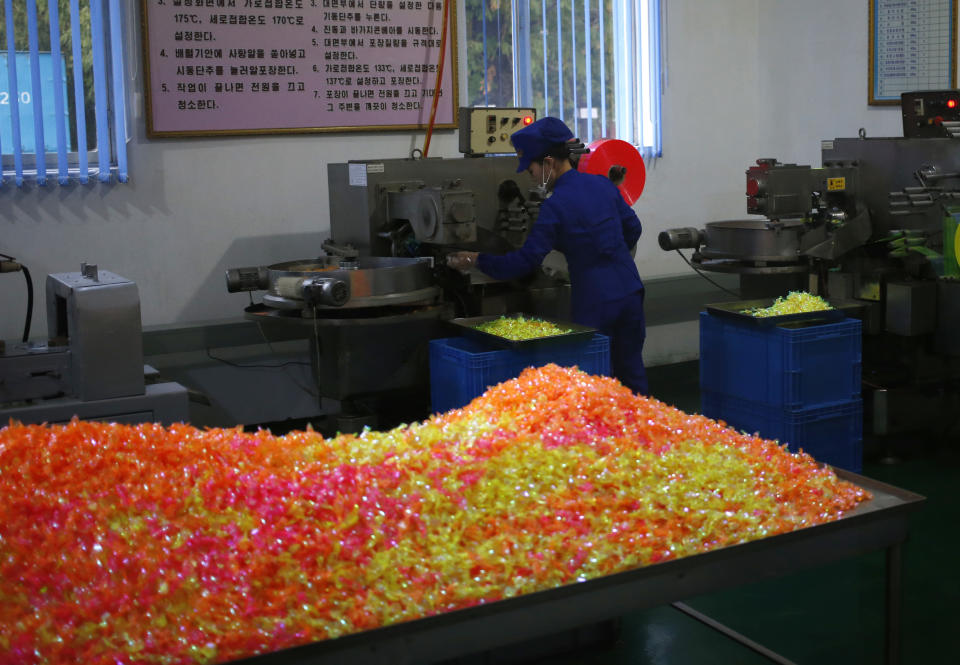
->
<box><xmin>254</xmin><ymin>318</ymin><xmax>319</xmax><ymax>399</ymax></box>
<box><xmin>205</xmin><ymin>347</ymin><xmax>311</xmax><ymax>370</ymax></box>
<box><xmin>205</xmin><ymin>318</ymin><xmax>319</xmax><ymax>401</ymax></box>
<box><xmin>674</xmin><ymin>249</ymin><xmax>741</xmax><ymax>298</ymax></box>
<box><xmin>421</xmin><ymin>0</ymin><xmax>450</xmax><ymax>158</ymax></box>
<box><xmin>209</xmin><ymin>309</ymin><xmax>323</xmax><ymax>401</ymax></box>
<box><xmin>20</xmin><ymin>264</ymin><xmax>33</xmax><ymax>342</ymax></box>
<box><xmin>1</xmin><ymin>253</ymin><xmax>33</xmax><ymax>342</ymax></box>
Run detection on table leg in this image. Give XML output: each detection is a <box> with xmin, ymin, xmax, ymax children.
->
<box><xmin>885</xmin><ymin>542</ymin><xmax>903</xmax><ymax>665</ymax></box>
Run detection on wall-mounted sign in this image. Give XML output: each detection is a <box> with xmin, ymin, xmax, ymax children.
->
<box><xmin>142</xmin><ymin>0</ymin><xmax>457</xmax><ymax>136</ymax></box>
<box><xmin>869</xmin><ymin>0</ymin><xmax>957</xmax><ymax>105</ymax></box>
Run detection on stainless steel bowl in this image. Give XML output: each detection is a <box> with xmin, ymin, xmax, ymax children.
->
<box><xmin>263</xmin><ymin>256</ymin><xmax>438</xmax><ymax>310</ymax></box>
<box><xmin>699</xmin><ymin>219</ymin><xmax>805</xmax><ymax>262</ymax></box>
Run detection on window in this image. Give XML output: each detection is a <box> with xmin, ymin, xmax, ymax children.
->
<box><xmin>465</xmin><ymin>0</ymin><xmax>663</xmax><ymax>159</ymax></box>
<box><xmin>0</xmin><ymin>0</ymin><xmax>129</xmax><ymax>186</ymax></box>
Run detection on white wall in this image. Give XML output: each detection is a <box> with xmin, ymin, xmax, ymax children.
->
<box><xmin>635</xmin><ymin>0</ymin><xmax>764</xmax><ymax>365</ymax></box>
<box><xmin>636</xmin><ymin>0</ymin><xmax>763</xmax><ymax>278</ymax></box>
<box><xmin>755</xmin><ymin>0</ymin><xmax>911</xmax><ymax>165</ymax></box>
<box><xmin>0</xmin><ymin>0</ymin><xmax>765</xmax><ymax>344</ymax></box>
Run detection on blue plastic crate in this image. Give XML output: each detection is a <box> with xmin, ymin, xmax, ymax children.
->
<box><xmin>701</xmin><ymin>390</ymin><xmax>863</xmax><ymax>472</ymax></box>
<box><xmin>700</xmin><ymin>312</ymin><xmax>861</xmax><ymax>410</ymax></box>
<box><xmin>429</xmin><ymin>334</ymin><xmax>610</xmax><ymax>414</ymax></box>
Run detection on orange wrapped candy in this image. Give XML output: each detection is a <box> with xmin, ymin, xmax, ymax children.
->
<box><xmin>0</xmin><ymin>364</ymin><xmax>869</xmax><ymax>665</ymax></box>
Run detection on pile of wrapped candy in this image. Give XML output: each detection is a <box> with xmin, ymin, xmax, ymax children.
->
<box><xmin>474</xmin><ymin>315</ymin><xmax>573</xmax><ymax>340</ymax></box>
<box><xmin>741</xmin><ymin>291</ymin><xmax>833</xmax><ymax>317</ymax></box>
<box><xmin>0</xmin><ymin>364</ymin><xmax>870</xmax><ymax>665</ymax></box>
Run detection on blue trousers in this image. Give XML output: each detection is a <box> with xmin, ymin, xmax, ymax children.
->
<box><xmin>575</xmin><ymin>289</ymin><xmax>648</xmax><ymax>395</ymax></box>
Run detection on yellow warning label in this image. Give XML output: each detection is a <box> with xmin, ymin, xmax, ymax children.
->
<box><xmin>826</xmin><ymin>177</ymin><xmax>846</xmax><ymax>191</ymax></box>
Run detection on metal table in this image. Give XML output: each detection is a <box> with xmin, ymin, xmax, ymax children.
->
<box><xmin>233</xmin><ymin>471</ymin><xmax>924</xmax><ymax>665</ymax></box>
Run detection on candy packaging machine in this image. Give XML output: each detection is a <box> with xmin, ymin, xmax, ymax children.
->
<box><xmin>659</xmin><ymin>90</ymin><xmax>960</xmax><ymax>438</ymax></box>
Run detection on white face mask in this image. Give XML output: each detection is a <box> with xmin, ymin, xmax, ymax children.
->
<box><xmin>534</xmin><ymin>162</ymin><xmax>554</xmax><ymax>197</ymax></box>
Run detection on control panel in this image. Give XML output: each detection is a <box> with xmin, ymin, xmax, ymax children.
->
<box><xmin>901</xmin><ymin>90</ymin><xmax>960</xmax><ymax>138</ymax></box>
<box><xmin>458</xmin><ymin>107</ymin><xmax>536</xmax><ymax>155</ymax></box>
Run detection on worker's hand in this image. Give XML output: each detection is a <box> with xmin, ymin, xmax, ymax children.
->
<box><xmin>446</xmin><ymin>251</ymin><xmax>479</xmax><ymax>273</ymax></box>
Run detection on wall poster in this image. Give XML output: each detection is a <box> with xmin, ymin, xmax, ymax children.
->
<box><xmin>142</xmin><ymin>0</ymin><xmax>457</xmax><ymax>136</ymax></box>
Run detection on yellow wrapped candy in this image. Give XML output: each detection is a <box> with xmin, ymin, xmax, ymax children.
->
<box><xmin>742</xmin><ymin>291</ymin><xmax>833</xmax><ymax>318</ymax></box>
<box><xmin>475</xmin><ymin>316</ymin><xmax>573</xmax><ymax>340</ymax></box>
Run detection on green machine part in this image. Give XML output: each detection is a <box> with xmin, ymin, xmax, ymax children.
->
<box><xmin>945</xmin><ymin>206</ymin><xmax>960</xmax><ymax>278</ymax></box>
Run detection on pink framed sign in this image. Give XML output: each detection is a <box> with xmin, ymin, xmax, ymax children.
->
<box><xmin>142</xmin><ymin>0</ymin><xmax>457</xmax><ymax>136</ymax></box>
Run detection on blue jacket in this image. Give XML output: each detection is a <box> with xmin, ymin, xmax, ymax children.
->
<box><xmin>477</xmin><ymin>169</ymin><xmax>644</xmax><ymax>318</ymax></box>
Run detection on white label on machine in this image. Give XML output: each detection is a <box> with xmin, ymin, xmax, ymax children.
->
<box><xmin>349</xmin><ymin>163</ymin><xmax>367</xmax><ymax>186</ymax></box>
<box><xmin>366</xmin><ymin>163</ymin><xmax>385</xmax><ymax>174</ymax></box>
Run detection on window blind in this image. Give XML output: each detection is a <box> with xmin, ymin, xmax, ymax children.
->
<box><xmin>1</xmin><ymin>0</ymin><xmax>128</xmax><ymax>187</ymax></box>
<box><xmin>467</xmin><ymin>0</ymin><xmax>663</xmax><ymax>158</ymax></box>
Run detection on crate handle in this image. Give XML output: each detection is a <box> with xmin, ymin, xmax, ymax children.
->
<box><xmin>787</xmin><ymin>369</ymin><xmax>800</xmax><ymax>407</ymax></box>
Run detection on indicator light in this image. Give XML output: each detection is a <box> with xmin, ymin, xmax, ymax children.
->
<box><xmin>522</xmin><ymin>115</ymin><xmax>534</xmax><ymax>125</ymax></box>
<box><xmin>948</xmin><ymin>98</ymin><xmax>958</xmax><ymax>109</ymax></box>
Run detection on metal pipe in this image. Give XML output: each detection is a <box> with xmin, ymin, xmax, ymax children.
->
<box><xmin>670</xmin><ymin>602</ymin><xmax>799</xmax><ymax>665</ymax></box>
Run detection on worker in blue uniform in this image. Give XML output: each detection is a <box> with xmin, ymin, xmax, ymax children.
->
<box><xmin>448</xmin><ymin>117</ymin><xmax>648</xmax><ymax>394</ymax></box>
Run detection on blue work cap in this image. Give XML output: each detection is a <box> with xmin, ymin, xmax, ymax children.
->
<box><xmin>510</xmin><ymin>116</ymin><xmax>574</xmax><ymax>173</ymax></box>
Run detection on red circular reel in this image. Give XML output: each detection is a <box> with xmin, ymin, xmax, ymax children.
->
<box><xmin>577</xmin><ymin>138</ymin><xmax>647</xmax><ymax>205</ymax></box>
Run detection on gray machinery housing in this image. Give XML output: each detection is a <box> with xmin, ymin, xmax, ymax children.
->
<box><xmin>0</xmin><ymin>264</ymin><xmax>189</xmax><ymax>426</ymax></box>
<box><xmin>325</xmin><ymin>154</ymin><xmax>569</xmax><ymax>316</ymax></box>
<box><xmin>658</xmin><ymin>90</ymin><xmax>960</xmax><ymax>437</ymax></box>
<box><xmin>228</xmin><ymin>122</ymin><xmax>574</xmax><ymax>428</ymax></box>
